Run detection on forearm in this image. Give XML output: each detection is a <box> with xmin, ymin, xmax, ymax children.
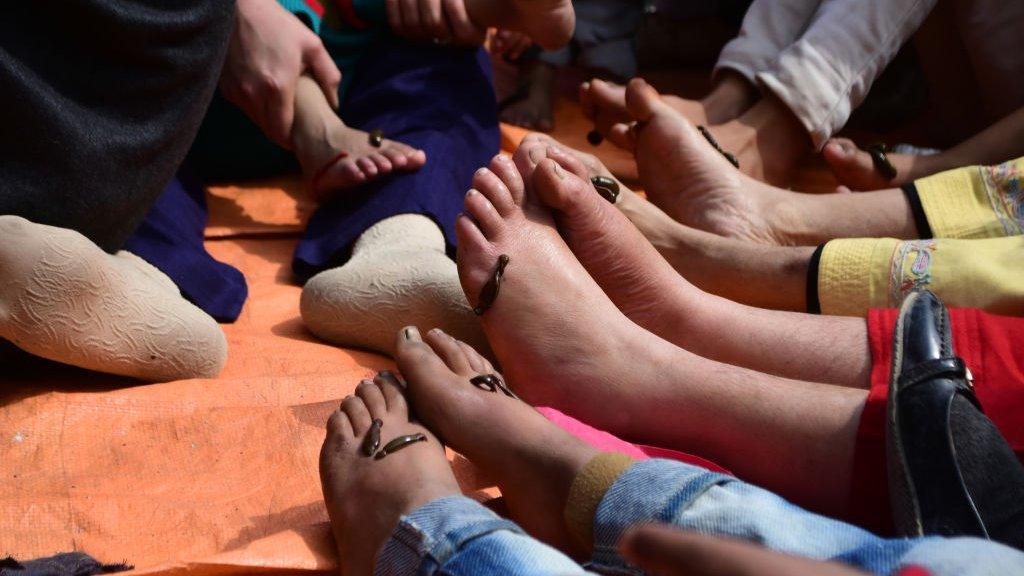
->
<box><xmin>938</xmin><ymin>106</ymin><xmax>1024</xmax><ymax>170</ymax></box>
<box><xmin>758</xmin><ymin>0</ymin><xmax>937</xmax><ymax>147</ymax></box>
<box><xmin>713</xmin><ymin>0</ymin><xmax>821</xmax><ymax>85</ymax></box>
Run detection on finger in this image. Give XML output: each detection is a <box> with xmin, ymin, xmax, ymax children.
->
<box><xmin>305</xmin><ymin>44</ymin><xmax>342</xmax><ymax>110</ymax></box>
<box><xmin>419</xmin><ymin>0</ymin><xmax>448</xmax><ymax>40</ymax></box>
<box><xmin>399</xmin><ymin>0</ymin><xmax>422</xmax><ymax>39</ymax></box>
<box><xmin>385</xmin><ymin>0</ymin><xmax>403</xmax><ymax>35</ymax></box>
<box><xmin>442</xmin><ymin>0</ymin><xmax>485</xmax><ymax>46</ymax></box>
<box><xmin>264</xmin><ymin>78</ymin><xmax>295</xmax><ymax>147</ymax></box>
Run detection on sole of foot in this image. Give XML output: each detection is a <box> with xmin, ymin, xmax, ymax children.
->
<box><xmin>297</xmin><ymin>122</ymin><xmax>426</xmax><ymax>202</ymax></box>
<box><xmin>0</xmin><ymin>215</ymin><xmax>226</xmax><ymax>381</ymax></box>
<box><xmin>320</xmin><ymin>375</ymin><xmax>459</xmax><ymax>575</ymax></box>
<box><xmin>395</xmin><ymin>326</ymin><xmax>599</xmax><ymax>552</ymax></box>
<box><xmin>622</xmin><ymin>78</ymin><xmax>789</xmax><ymax>244</ymax></box>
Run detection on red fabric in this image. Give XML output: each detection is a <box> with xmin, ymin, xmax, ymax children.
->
<box><xmin>303</xmin><ymin>0</ymin><xmax>325</xmax><ymax>17</ymax></box>
<box><xmin>332</xmin><ymin>0</ymin><xmax>371</xmax><ymax>29</ymax></box>
<box><xmin>537</xmin><ymin>407</ymin><xmax>732</xmax><ymax>474</ymax></box>
<box><xmin>852</xmin><ymin>307</ymin><xmax>1024</xmax><ymax>534</ymax></box>
<box><xmin>895</xmin><ymin>567</ymin><xmax>932</xmax><ymax>576</ymax></box>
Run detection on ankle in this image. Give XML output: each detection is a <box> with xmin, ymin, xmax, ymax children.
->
<box><xmin>702</xmin><ymin>70</ymin><xmax>759</xmax><ymax>124</ymax></box>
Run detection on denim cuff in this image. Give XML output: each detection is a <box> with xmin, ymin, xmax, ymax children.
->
<box><xmin>376</xmin><ymin>495</ymin><xmax>524</xmax><ymax>576</ymax></box>
<box><xmin>586</xmin><ymin>459</ymin><xmax>733</xmax><ymax>574</ymax></box>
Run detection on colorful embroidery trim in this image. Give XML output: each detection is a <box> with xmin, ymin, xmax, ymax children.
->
<box><xmin>981</xmin><ymin>160</ymin><xmax>1024</xmax><ymax>235</ymax></box>
<box><xmin>889</xmin><ymin>239</ymin><xmax>938</xmax><ymax>305</ymax></box>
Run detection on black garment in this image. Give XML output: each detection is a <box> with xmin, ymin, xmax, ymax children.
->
<box><xmin>0</xmin><ymin>553</ymin><xmax>129</xmax><ymax>576</ymax></box>
<box><xmin>0</xmin><ymin>0</ymin><xmax>234</xmax><ymax>253</ymax></box>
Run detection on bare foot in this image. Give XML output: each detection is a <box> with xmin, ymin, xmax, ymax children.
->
<box><xmin>394</xmin><ymin>327</ymin><xmax>599</xmax><ymax>552</ymax></box>
<box><xmin>621</xmin><ymin>79</ymin><xmax>799</xmax><ymax>244</ymax></box>
<box><xmin>319</xmin><ymin>377</ymin><xmax>459</xmax><ymax>576</ymax></box>
<box><xmin>579</xmin><ymin>73</ymin><xmax>759</xmax><ymax>148</ymax></box>
<box><xmin>453</xmin><ymin>152</ymin><xmax>690</xmax><ymax>438</ymax></box>
<box><xmin>294</xmin><ymin>121</ymin><xmax>427</xmax><ymax>201</ymax></box>
<box><xmin>500</xmin><ymin>61</ymin><xmax>555</xmax><ymax>131</ymax></box>
<box><xmin>580</xmin><ymin>78</ymin><xmax>709</xmax><ymax>149</ymax></box>
<box><xmin>509</xmin><ymin>134</ymin><xmax>697</xmax><ymax>342</ymax></box>
<box><xmin>823</xmin><ymin>138</ymin><xmax>928</xmax><ymax>191</ymax></box>
<box><xmin>290</xmin><ymin>75</ymin><xmax>426</xmax><ymax>202</ymax></box>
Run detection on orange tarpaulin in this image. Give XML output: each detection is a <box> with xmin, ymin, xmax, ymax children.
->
<box><xmin>0</xmin><ymin>118</ymin><xmax>567</xmax><ymax>575</ymax></box>
<box><xmin>1</xmin><ymin>93</ymin><xmax>839</xmax><ymax>574</ymax></box>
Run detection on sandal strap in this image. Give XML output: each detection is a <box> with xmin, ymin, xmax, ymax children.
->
<box><xmin>900</xmin><ymin>357</ymin><xmax>967</xmax><ymax>389</ymax></box>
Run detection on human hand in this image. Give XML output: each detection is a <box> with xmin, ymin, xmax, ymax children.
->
<box><xmin>620</xmin><ymin>524</ymin><xmax>872</xmax><ymax>576</ymax></box>
<box><xmin>488</xmin><ymin>29</ymin><xmax>533</xmax><ymax>60</ymax></box>
<box><xmin>385</xmin><ymin>0</ymin><xmax>486</xmax><ymax>46</ymax></box>
<box><xmin>220</xmin><ymin>0</ymin><xmax>342</xmax><ymax>147</ymax></box>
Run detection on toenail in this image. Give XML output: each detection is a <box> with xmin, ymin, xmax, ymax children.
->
<box><xmin>528</xmin><ymin>147</ymin><xmax>544</xmax><ymax>163</ymax></box>
<box><xmin>552</xmin><ymin>162</ymin><xmax>565</xmax><ymax>179</ymax></box>
<box><xmin>404</xmin><ymin>326</ymin><xmax>421</xmax><ymax>341</ymax></box>
<box><xmin>379</xmin><ymin>370</ymin><xmax>394</xmax><ymax>378</ymax></box>
<box><xmin>466</xmin><ymin>189</ymin><xmax>478</xmax><ymax>197</ymax></box>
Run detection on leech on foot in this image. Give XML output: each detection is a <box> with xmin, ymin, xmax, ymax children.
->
<box><xmin>697</xmin><ymin>125</ymin><xmax>740</xmax><ymax>168</ymax></box>
<box><xmin>375</xmin><ymin>433</ymin><xmax>428</xmax><ymax>459</ymax></box>
<box><xmin>586</xmin><ymin>130</ymin><xmax>604</xmax><ymax>146</ymax></box>
<box><xmin>473</xmin><ymin>254</ymin><xmax>510</xmax><ymax>316</ymax></box>
<box><xmin>866</xmin><ymin>143</ymin><xmax>898</xmax><ymax>181</ymax></box>
<box><xmin>590</xmin><ymin>175</ymin><xmax>620</xmax><ymax>204</ymax></box>
<box><xmin>369</xmin><ymin>129</ymin><xmax>384</xmax><ymax>148</ymax></box>
<box><xmin>470</xmin><ymin>374</ymin><xmax>498</xmax><ymax>392</ymax></box>
<box><xmin>362</xmin><ymin>418</ymin><xmax>383</xmax><ymax>456</ymax></box>
<box><xmin>470</xmin><ymin>374</ymin><xmax>519</xmax><ymax>399</ymax></box>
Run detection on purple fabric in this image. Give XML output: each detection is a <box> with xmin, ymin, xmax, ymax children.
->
<box><xmin>122</xmin><ymin>169</ymin><xmax>248</xmax><ymax>323</ymax></box>
<box><xmin>292</xmin><ymin>38</ymin><xmax>500</xmax><ymax>280</ymax></box>
<box><xmin>126</xmin><ymin>37</ymin><xmax>498</xmax><ymax>320</ymax></box>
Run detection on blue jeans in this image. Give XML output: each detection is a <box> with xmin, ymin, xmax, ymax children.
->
<box><xmin>376</xmin><ymin>459</ymin><xmax>1024</xmax><ymax>575</ymax></box>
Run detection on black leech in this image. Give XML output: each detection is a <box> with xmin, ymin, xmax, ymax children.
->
<box><xmin>473</xmin><ymin>254</ymin><xmax>510</xmax><ymax>315</ymax></box>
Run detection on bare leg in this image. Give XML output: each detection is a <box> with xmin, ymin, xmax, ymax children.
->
<box><xmin>500</xmin><ymin>60</ymin><xmax>555</xmax><ymax>131</ymax></box>
<box><xmin>510</xmin><ymin>134</ymin><xmax>871</xmax><ymax>388</ymax></box>
<box><xmin>290</xmin><ymin>75</ymin><xmax>426</xmax><ymax>202</ymax></box>
<box><xmin>452</xmin><ymin>153</ymin><xmax>869</xmax><ymax>519</ymax></box>
<box><xmin>825</xmin><ymin>105</ymin><xmax>1024</xmax><ymax>190</ymax></box>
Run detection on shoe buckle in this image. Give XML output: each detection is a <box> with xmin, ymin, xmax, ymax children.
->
<box><xmin>965</xmin><ymin>365</ymin><xmax>975</xmax><ymax>389</ymax></box>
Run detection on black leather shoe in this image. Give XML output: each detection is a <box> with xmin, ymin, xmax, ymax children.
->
<box><xmin>887</xmin><ymin>289</ymin><xmax>988</xmax><ymax>538</ymax></box>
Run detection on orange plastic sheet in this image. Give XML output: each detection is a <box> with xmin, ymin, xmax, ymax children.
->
<box><xmin>0</xmin><ymin>117</ymin><xmax>571</xmax><ymax>574</ymax></box>
<box><xmin>1</xmin><ymin>91</ymin><xmax>840</xmax><ymax>574</ymax></box>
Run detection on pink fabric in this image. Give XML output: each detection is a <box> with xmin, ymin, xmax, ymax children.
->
<box><xmin>537</xmin><ymin>407</ymin><xmax>732</xmax><ymax>475</ymax></box>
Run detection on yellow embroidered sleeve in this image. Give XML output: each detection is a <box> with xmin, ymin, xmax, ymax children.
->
<box><xmin>819</xmin><ymin>236</ymin><xmax>1024</xmax><ymax>316</ymax></box>
<box><xmin>917</xmin><ymin>157</ymin><xmax>1024</xmax><ymax>239</ymax></box>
